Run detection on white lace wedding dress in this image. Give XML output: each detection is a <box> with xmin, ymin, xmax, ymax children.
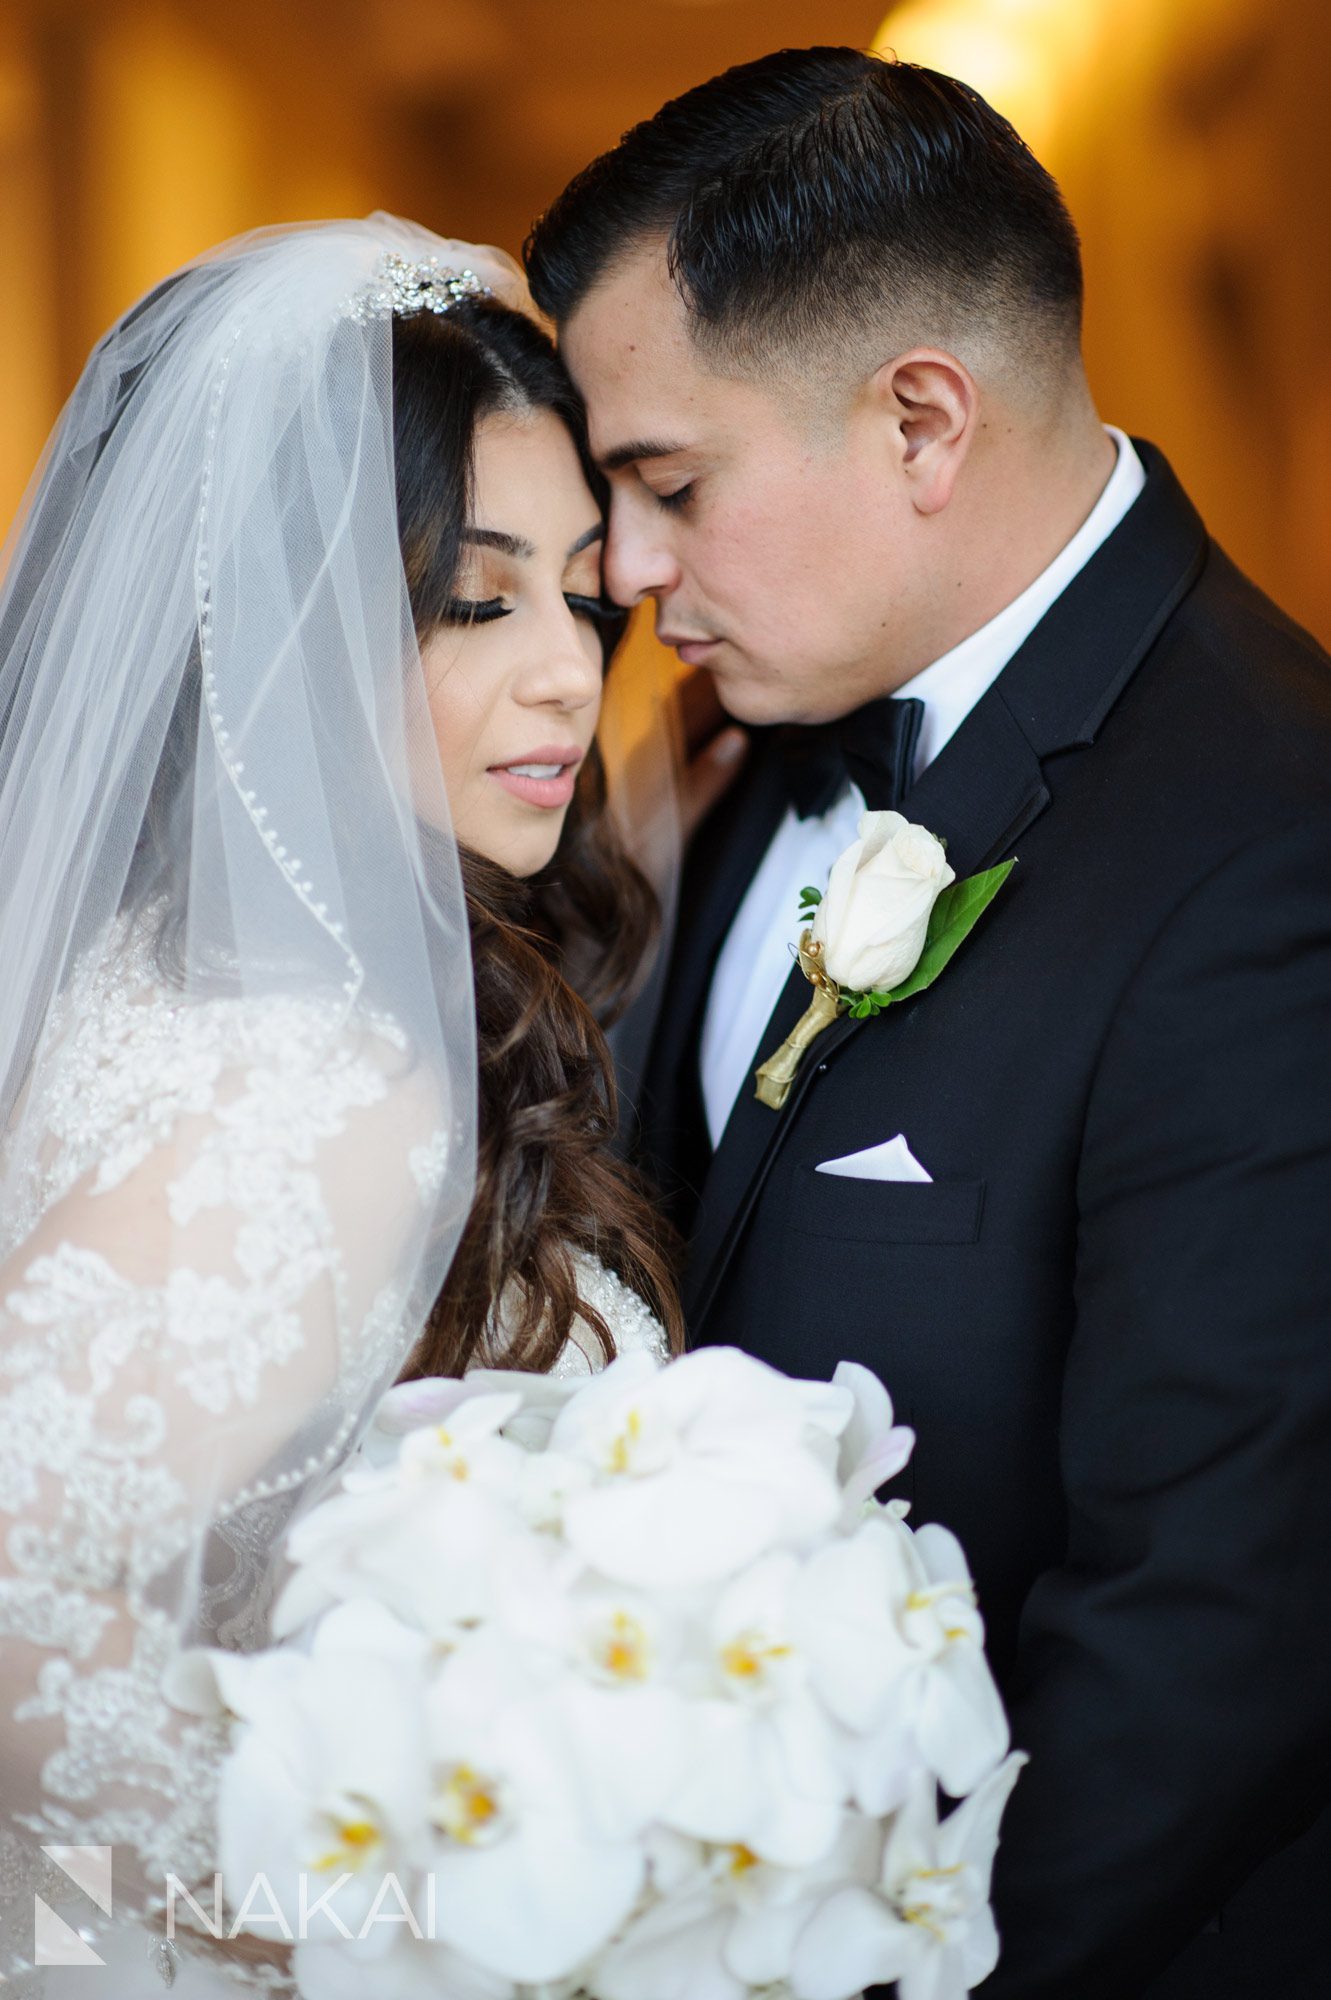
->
<box><xmin>0</xmin><ymin>917</ymin><xmax>667</xmax><ymax>1995</ymax></box>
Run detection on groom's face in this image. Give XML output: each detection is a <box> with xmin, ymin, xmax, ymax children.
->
<box><xmin>562</xmin><ymin>243</ymin><xmax>920</xmax><ymax>727</ymax></box>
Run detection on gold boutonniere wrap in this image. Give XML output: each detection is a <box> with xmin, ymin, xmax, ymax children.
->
<box><xmin>753</xmin><ymin>938</ymin><xmax>844</xmax><ymax>1108</ymax></box>
<box><xmin>754</xmin><ymin>811</ymin><xmax>1015</xmax><ymax>1110</ymax></box>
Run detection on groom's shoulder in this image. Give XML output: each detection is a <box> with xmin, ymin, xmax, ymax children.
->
<box><xmin>1186</xmin><ymin>539</ymin><xmax>1330</xmax><ymax>692</ymax></box>
<box><xmin>1129</xmin><ymin>535</ymin><xmax>1331</xmax><ymax>813</ymax></box>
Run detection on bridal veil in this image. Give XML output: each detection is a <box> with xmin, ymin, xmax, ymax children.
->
<box><xmin>0</xmin><ymin>217</ymin><xmax>509</xmax><ymax>1981</ymax></box>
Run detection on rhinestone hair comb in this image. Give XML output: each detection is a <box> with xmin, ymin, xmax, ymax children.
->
<box><xmin>349</xmin><ymin>252</ymin><xmax>494</xmax><ymax>323</ymax></box>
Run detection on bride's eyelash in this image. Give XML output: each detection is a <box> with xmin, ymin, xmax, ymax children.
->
<box><xmin>441</xmin><ymin>593</ymin><xmax>623</xmax><ymax>632</ymax></box>
<box><xmin>654</xmin><ymin>484</ymin><xmax>694</xmax><ymax>513</ymax></box>
<box><xmin>565</xmin><ymin>592</ymin><xmax>623</xmax><ymax>627</ymax></box>
<box><xmin>443</xmin><ymin>596</ymin><xmax>510</xmax><ymax>625</ymax></box>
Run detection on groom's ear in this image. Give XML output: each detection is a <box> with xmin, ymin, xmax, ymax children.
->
<box><xmin>865</xmin><ymin>350</ymin><xmax>979</xmax><ymax>518</ymax></box>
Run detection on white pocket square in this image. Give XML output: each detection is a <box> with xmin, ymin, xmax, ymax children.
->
<box><xmin>814</xmin><ymin>1133</ymin><xmax>933</xmax><ymax>1183</ymax></box>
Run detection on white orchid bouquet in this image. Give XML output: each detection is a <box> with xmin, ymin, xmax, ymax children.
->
<box><xmin>189</xmin><ymin>1348</ymin><xmax>1025</xmax><ymax>2000</ymax></box>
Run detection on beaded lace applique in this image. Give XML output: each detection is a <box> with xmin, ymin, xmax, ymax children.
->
<box><xmin>0</xmin><ymin>916</ymin><xmax>665</xmax><ymax>1988</ymax></box>
<box><xmin>0</xmin><ymin>919</ymin><xmax>446</xmax><ymax>1984</ymax></box>
<box><xmin>549</xmin><ymin>1252</ymin><xmax>671</xmax><ymax>1379</ymax></box>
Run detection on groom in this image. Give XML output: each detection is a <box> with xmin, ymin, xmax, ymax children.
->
<box><xmin>525</xmin><ymin>47</ymin><xmax>1331</xmax><ymax>2000</ymax></box>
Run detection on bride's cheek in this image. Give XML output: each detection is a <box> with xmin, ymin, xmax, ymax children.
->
<box><xmin>422</xmin><ymin>667</ymin><xmax>497</xmax><ymax>832</ymax></box>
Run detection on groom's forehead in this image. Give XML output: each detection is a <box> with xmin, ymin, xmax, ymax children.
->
<box><xmin>562</xmin><ymin>248</ymin><xmax>751</xmax><ymax>461</ymax></box>
<box><xmin>563</xmin><ymin>249</ymin><xmax>699</xmax><ymax>394</ymax></box>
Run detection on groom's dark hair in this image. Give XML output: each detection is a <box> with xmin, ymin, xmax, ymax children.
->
<box><xmin>525</xmin><ymin>47</ymin><xmax>1083</xmax><ymax>374</ymax></box>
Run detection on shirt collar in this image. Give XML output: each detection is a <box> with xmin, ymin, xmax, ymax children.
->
<box><xmin>904</xmin><ymin>426</ymin><xmax>1147</xmax><ymax>773</ymax></box>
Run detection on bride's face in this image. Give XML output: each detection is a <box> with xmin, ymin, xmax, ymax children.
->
<box><xmin>421</xmin><ymin>408</ymin><xmax>607</xmax><ymax>876</ymax></box>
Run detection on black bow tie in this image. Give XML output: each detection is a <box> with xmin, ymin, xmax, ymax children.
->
<box><xmin>779</xmin><ymin>695</ymin><xmax>925</xmax><ymax>819</ymax></box>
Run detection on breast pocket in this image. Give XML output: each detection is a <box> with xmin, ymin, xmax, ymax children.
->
<box><xmin>786</xmin><ymin>1164</ymin><xmax>986</xmax><ymax>1245</ymax></box>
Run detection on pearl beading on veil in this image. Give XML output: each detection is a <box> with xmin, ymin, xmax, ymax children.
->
<box><xmin>193</xmin><ymin>312</ymin><xmax>368</xmax><ymax>1013</ymax></box>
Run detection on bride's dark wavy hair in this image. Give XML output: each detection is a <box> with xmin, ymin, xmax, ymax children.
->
<box><xmin>116</xmin><ymin>281</ymin><xmax>682</xmax><ymax>1374</ymax></box>
<box><xmin>390</xmin><ymin>299</ymin><xmax>683</xmax><ymax>1376</ymax></box>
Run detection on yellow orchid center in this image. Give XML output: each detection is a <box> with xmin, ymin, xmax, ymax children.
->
<box><xmin>432</xmin><ymin>1424</ymin><xmax>469</xmax><ymax>1480</ymax></box>
<box><xmin>721</xmin><ymin>1630</ymin><xmax>793</xmax><ymax>1684</ymax></box>
<box><xmin>594</xmin><ymin>1609</ymin><xmax>652</xmax><ymax>1682</ymax></box>
<box><xmin>606</xmin><ymin>1406</ymin><xmax>643</xmax><ymax>1475</ymax></box>
<box><xmin>905</xmin><ymin>1581</ymin><xmax>976</xmax><ymax>1614</ymax></box>
<box><xmin>727</xmin><ymin>1843</ymin><xmax>761</xmax><ymax>1876</ymax></box>
<box><xmin>902</xmin><ymin>1899</ymin><xmax>949</xmax><ymax>1944</ymax></box>
<box><xmin>900</xmin><ymin>1861</ymin><xmax>968</xmax><ymax>1941</ymax></box>
<box><xmin>434</xmin><ymin>1763</ymin><xmax>504</xmax><ymax>1846</ymax></box>
<box><xmin>310</xmin><ymin>1810</ymin><xmax>382</xmax><ymax>1873</ymax></box>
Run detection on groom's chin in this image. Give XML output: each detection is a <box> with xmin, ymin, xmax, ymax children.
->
<box><xmin>710</xmin><ymin>675</ymin><xmax>825</xmax><ymax>731</ymax></box>
<box><xmin>699</xmin><ymin>660</ymin><xmax>793</xmax><ymax>728</ymax></box>
<box><xmin>686</xmin><ymin>643</ymin><xmax>846</xmax><ymax>730</ymax></box>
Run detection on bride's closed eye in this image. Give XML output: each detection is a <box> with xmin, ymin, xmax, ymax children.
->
<box><xmin>443</xmin><ymin>596</ymin><xmax>510</xmax><ymax>624</ymax></box>
<box><xmin>654</xmin><ymin>483</ymin><xmax>694</xmax><ymax>513</ymax></box>
<box><xmin>441</xmin><ymin>594</ymin><xmax>619</xmax><ymax>628</ymax></box>
<box><xmin>564</xmin><ymin>591</ymin><xmax>622</xmax><ymax>629</ymax></box>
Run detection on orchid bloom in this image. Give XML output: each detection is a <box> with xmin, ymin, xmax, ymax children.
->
<box><xmin>421</xmin><ymin>1628</ymin><xmax>688</xmax><ymax>1982</ymax></box>
<box><xmin>551</xmin><ymin>1347</ymin><xmax>846</xmax><ymax>1588</ymax></box>
<box><xmin>790</xmin><ymin>1754</ymin><xmax>1028</xmax><ymax>2000</ymax></box>
<box><xmin>797</xmin><ymin>1513</ymin><xmax>1010</xmax><ymax>1806</ymax></box>
<box><xmin>830</xmin><ymin>1361</ymin><xmax>916</xmax><ymax>1518</ymax></box>
<box><xmin>211</xmin><ymin>1600</ymin><xmax>433</xmax><ymax>1943</ymax></box>
<box><xmin>588</xmin><ymin>1815</ymin><xmax>882</xmax><ymax>2000</ymax></box>
<box><xmin>272</xmin><ymin>1398</ymin><xmax>533</xmax><ymax>1643</ymax></box>
<box><xmin>665</xmin><ymin>1551</ymin><xmax>846</xmax><ymax>1868</ymax></box>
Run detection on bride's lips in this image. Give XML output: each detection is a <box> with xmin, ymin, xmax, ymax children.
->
<box><xmin>488</xmin><ymin>744</ymin><xmax>584</xmax><ymax>810</ymax></box>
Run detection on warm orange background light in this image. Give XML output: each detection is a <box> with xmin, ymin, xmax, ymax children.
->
<box><xmin>2</xmin><ymin>0</ymin><xmax>1327</xmax><ymax>646</ymax></box>
<box><xmin>878</xmin><ymin>0</ymin><xmax>1331</xmax><ymax>642</ymax></box>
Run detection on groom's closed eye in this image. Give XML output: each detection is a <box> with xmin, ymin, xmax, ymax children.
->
<box><xmin>599</xmin><ymin>438</ymin><xmax>689</xmax><ymax>475</ymax></box>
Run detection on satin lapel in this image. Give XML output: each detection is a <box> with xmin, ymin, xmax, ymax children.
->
<box><xmin>683</xmin><ymin>440</ymin><xmax>1210</xmax><ymax>1335</ymax></box>
<box><xmin>640</xmin><ymin>737</ymin><xmax>789</xmax><ymax>1144</ymax></box>
<box><xmin>681</xmin><ymin>947</ymin><xmax>819</xmax><ymax>1325</ymax></box>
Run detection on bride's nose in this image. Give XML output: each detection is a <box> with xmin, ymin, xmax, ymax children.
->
<box><xmin>514</xmin><ymin>599</ymin><xmax>602</xmax><ymax>712</ymax></box>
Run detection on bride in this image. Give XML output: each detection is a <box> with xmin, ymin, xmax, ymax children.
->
<box><xmin>0</xmin><ymin>215</ymin><xmax>680</xmax><ymax>1991</ymax></box>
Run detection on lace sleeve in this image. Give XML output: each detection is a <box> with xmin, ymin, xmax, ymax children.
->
<box><xmin>0</xmin><ymin>973</ymin><xmax>449</xmax><ymax>1985</ymax></box>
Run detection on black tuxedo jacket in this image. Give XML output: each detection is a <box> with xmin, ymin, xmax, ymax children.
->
<box><xmin>632</xmin><ymin>446</ymin><xmax>1331</xmax><ymax>1998</ymax></box>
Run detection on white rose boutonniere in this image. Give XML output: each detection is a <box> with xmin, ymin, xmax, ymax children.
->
<box><xmin>754</xmin><ymin>810</ymin><xmax>1015</xmax><ymax>1109</ymax></box>
<box><xmin>813</xmin><ymin>811</ymin><xmax>956</xmax><ymax>992</ymax></box>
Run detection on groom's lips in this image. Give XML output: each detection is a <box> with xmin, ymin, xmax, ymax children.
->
<box><xmin>660</xmin><ymin>632</ymin><xmax>719</xmax><ymax>666</ymax></box>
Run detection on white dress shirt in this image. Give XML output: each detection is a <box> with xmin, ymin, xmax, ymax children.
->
<box><xmin>699</xmin><ymin>427</ymin><xmax>1147</xmax><ymax>1146</ymax></box>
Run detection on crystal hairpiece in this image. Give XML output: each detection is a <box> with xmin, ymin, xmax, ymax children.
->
<box><xmin>349</xmin><ymin>252</ymin><xmax>494</xmax><ymax>324</ymax></box>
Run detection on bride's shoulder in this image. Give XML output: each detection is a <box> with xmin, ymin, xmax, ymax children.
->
<box><xmin>550</xmin><ymin>1248</ymin><xmax>671</xmax><ymax>1380</ymax></box>
<box><xmin>9</xmin><ymin>907</ymin><xmax>439</xmax><ymax>1245</ymax></box>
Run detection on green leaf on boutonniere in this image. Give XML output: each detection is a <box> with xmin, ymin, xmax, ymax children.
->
<box><xmin>834</xmin><ymin>859</ymin><xmax>1016</xmax><ymax>1017</ymax></box>
<box><xmin>796</xmin><ymin>885</ymin><xmax>823</xmax><ymax>924</ymax></box>
<box><xmin>886</xmin><ymin>858</ymin><xmax>1016</xmax><ymax>1005</ymax></box>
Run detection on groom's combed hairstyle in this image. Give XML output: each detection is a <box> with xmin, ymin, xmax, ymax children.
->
<box><xmin>525</xmin><ymin>46</ymin><xmax>1083</xmax><ymax>376</ymax></box>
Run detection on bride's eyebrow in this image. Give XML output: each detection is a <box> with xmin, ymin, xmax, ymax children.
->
<box><xmin>460</xmin><ymin>525</ymin><xmax>604</xmax><ymax>564</ymax></box>
<box><xmin>566</xmin><ymin>524</ymin><xmax>604</xmax><ymax>559</ymax></box>
<box><xmin>600</xmin><ymin>438</ymin><xmax>687</xmax><ymax>473</ymax></box>
<box><xmin>461</xmin><ymin>527</ymin><xmax>535</xmax><ymax>559</ymax></box>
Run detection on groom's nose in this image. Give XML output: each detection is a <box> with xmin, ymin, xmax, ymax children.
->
<box><xmin>604</xmin><ymin>501</ymin><xmax>682</xmax><ymax>608</ymax></box>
